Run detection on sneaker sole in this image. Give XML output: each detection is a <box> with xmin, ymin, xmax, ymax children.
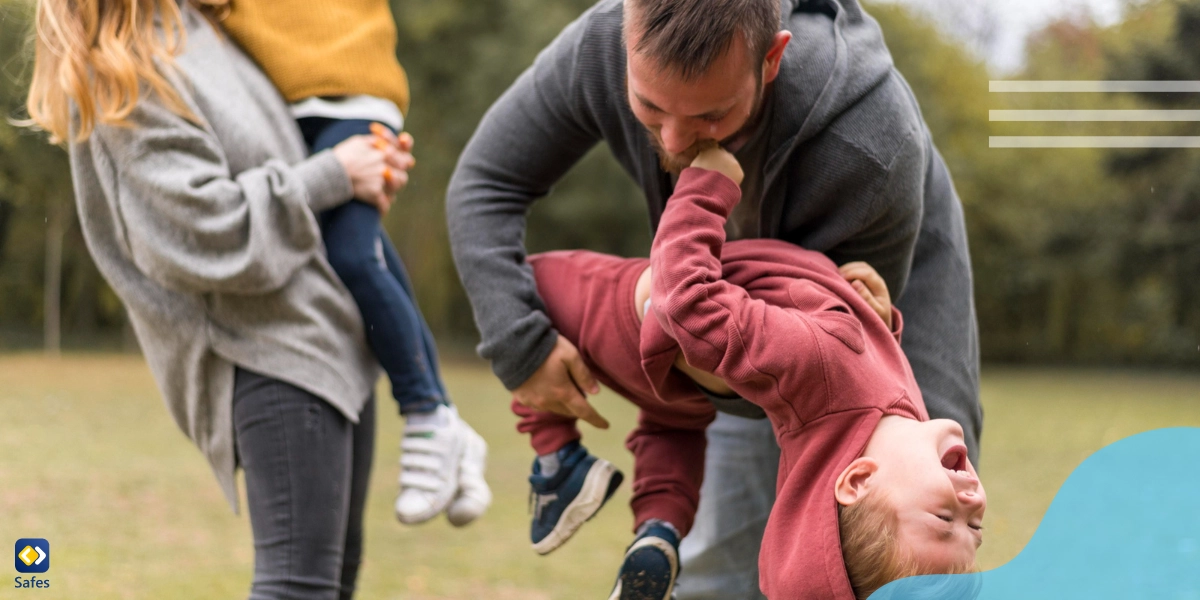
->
<box><xmin>607</xmin><ymin>536</ymin><xmax>679</xmax><ymax>600</ymax></box>
<box><xmin>531</xmin><ymin>459</ymin><xmax>622</xmax><ymax>555</ymax></box>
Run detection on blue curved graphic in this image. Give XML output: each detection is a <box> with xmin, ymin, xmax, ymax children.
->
<box><xmin>870</xmin><ymin>427</ymin><xmax>1200</xmax><ymax>599</ymax></box>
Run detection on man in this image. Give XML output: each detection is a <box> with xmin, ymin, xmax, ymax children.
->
<box><xmin>447</xmin><ymin>0</ymin><xmax>981</xmax><ymax>597</ymax></box>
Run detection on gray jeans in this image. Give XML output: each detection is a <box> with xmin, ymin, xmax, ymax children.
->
<box><xmin>233</xmin><ymin>368</ymin><xmax>376</xmax><ymax>600</ymax></box>
<box><xmin>675</xmin><ymin>413</ymin><xmax>778</xmax><ymax>600</ymax></box>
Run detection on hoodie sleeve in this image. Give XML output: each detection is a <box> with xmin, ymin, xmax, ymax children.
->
<box><xmin>650</xmin><ymin>168</ymin><xmax>833</xmax><ymax>422</ymax></box>
<box><xmin>445</xmin><ymin>10</ymin><xmax>605</xmax><ymax>390</ymax></box>
<box><xmin>90</xmin><ymin>91</ymin><xmax>351</xmax><ymax>296</ymax></box>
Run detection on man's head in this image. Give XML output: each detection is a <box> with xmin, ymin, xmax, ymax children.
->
<box><xmin>835</xmin><ymin>417</ymin><xmax>987</xmax><ymax>599</ymax></box>
<box><xmin>623</xmin><ymin>0</ymin><xmax>792</xmax><ymax>173</ymax></box>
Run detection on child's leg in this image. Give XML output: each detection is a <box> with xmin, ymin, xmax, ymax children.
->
<box><xmin>625</xmin><ymin>408</ymin><xmax>710</xmax><ymax>538</ymax></box>
<box><xmin>378</xmin><ymin>232</ymin><xmax>449</xmax><ymax>401</ymax></box>
<box><xmin>529</xmin><ymin>250</ymin><xmax>711</xmax><ymax>536</ymax></box>
<box><xmin>304</xmin><ymin>117</ymin><xmax>490</xmax><ymax>526</ymax></box>
<box><xmin>517</xmin><ymin>251</ymin><xmax>653</xmax><ymax>555</ymax></box>
<box><xmin>607</xmin><ymin>409</ymin><xmax>709</xmax><ymax>600</ymax></box>
<box><xmin>512</xmin><ymin>398</ymin><xmax>582</xmax><ymax>456</ymax></box>
<box><xmin>307</xmin><ymin>119</ymin><xmax>445</xmax><ymax>415</ymax></box>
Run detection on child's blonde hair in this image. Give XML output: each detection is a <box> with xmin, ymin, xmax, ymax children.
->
<box><xmin>839</xmin><ymin>492</ymin><xmax>978</xmax><ymax>600</ymax></box>
<box><xmin>26</xmin><ymin>0</ymin><xmax>229</xmax><ymax>144</ymax></box>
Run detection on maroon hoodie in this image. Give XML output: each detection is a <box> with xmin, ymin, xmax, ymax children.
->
<box><xmin>644</xmin><ymin>168</ymin><xmax>928</xmax><ymax>599</ymax></box>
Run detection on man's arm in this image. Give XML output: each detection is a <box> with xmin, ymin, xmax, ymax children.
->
<box><xmin>446</xmin><ymin>10</ymin><xmax>611</xmax><ymax>425</ymax></box>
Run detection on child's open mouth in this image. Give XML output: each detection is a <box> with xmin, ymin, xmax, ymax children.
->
<box><xmin>940</xmin><ymin>444</ymin><xmax>970</xmax><ymax>475</ymax></box>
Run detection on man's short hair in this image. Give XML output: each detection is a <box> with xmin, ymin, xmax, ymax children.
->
<box><xmin>625</xmin><ymin>0</ymin><xmax>781</xmax><ymax>80</ymax></box>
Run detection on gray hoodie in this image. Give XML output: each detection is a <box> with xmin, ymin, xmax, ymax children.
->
<box><xmin>68</xmin><ymin>6</ymin><xmax>378</xmax><ymax>510</ymax></box>
<box><xmin>447</xmin><ymin>0</ymin><xmax>981</xmax><ymax>458</ymax></box>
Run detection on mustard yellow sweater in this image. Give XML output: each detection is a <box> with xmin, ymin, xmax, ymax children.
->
<box><xmin>223</xmin><ymin>0</ymin><xmax>410</xmax><ymax>115</ymax></box>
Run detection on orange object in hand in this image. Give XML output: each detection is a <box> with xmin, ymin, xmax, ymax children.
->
<box><xmin>383</xmin><ymin>167</ymin><xmax>394</xmax><ymax>185</ymax></box>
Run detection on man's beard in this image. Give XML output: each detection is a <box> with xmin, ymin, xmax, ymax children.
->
<box><xmin>646</xmin><ymin>81</ymin><xmax>766</xmax><ymax>175</ymax></box>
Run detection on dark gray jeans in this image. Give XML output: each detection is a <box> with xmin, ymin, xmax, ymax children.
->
<box><xmin>233</xmin><ymin>368</ymin><xmax>376</xmax><ymax>600</ymax></box>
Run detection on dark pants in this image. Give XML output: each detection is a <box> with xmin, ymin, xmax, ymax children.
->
<box><xmin>234</xmin><ymin>368</ymin><xmax>376</xmax><ymax>600</ymax></box>
<box><xmin>298</xmin><ymin>117</ymin><xmax>447</xmax><ymax>415</ymax></box>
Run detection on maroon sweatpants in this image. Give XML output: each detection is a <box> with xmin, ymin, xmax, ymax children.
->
<box><xmin>514</xmin><ymin>250</ymin><xmax>717</xmax><ymax>536</ymax></box>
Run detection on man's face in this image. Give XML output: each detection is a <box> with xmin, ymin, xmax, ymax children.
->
<box><xmin>625</xmin><ymin>33</ymin><xmax>764</xmax><ymax>174</ymax></box>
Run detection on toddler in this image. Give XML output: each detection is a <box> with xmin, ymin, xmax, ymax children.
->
<box><xmin>515</xmin><ymin>146</ymin><xmax>985</xmax><ymax>599</ymax></box>
<box><xmin>223</xmin><ymin>0</ymin><xmax>491</xmax><ymax>526</ymax></box>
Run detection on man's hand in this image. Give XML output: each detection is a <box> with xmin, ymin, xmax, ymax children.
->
<box><xmin>839</xmin><ymin>261</ymin><xmax>893</xmax><ymax>330</ymax></box>
<box><xmin>690</xmin><ymin>143</ymin><xmax>744</xmax><ymax>186</ymax></box>
<box><xmin>512</xmin><ymin>335</ymin><xmax>610</xmax><ymax>429</ymax></box>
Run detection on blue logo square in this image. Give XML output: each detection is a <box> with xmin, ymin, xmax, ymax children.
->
<box><xmin>14</xmin><ymin>539</ymin><xmax>49</xmax><ymax>574</ymax></box>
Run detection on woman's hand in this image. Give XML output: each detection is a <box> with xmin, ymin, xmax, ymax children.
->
<box><xmin>370</xmin><ymin>124</ymin><xmax>416</xmax><ymax>199</ymax></box>
<box><xmin>839</xmin><ymin>261</ymin><xmax>893</xmax><ymax>330</ymax></box>
<box><xmin>331</xmin><ymin>129</ymin><xmax>415</xmax><ymax>215</ymax></box>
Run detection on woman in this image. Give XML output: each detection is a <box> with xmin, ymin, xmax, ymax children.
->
<box><xmin>28</xmin><ymin>1</ymin><xmax>409</xmax><ymax>597</ymax></box>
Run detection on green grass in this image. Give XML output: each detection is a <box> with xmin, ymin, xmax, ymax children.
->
<box><xmin>1</xmin><ymin>354</ymin><xmax>1198</xmax><ymax>598</ymax></box>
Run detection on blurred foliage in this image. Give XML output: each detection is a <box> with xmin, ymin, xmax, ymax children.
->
<box><xmin>0</xmin><ymin>0</ymin><xmax>1196</xmax><ymax>365</ymax></box>
<box><xmin>0</xmin><ymin>0</ymin><xmax>124</xmax><ymax>349</ymax></box>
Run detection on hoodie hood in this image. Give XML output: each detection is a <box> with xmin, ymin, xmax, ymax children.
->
<box><xmin>765</xmin><ymin>0</ymin><xmax>895</xmax><ymax>171</ymax></box>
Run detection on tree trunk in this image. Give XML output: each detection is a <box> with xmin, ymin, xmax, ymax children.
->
<box><xmin>44</xmin><ymin>198</ymin><xmax>64</xmax><ymax>357</ymax></box>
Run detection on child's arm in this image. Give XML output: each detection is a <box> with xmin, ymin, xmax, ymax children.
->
<box><xmin>648</xmin><ymin>148</ymin><xmax>826</xmax><ymax>412</ymax></box>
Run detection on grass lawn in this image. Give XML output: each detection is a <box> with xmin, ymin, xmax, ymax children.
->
<box><xmin>1</xmin><ymin>353</ymin><xmax>1198</xmax><ymax>598</ymax></box>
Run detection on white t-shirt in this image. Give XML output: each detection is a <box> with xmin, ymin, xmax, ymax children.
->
<box><xmin>290</xmin><ymin>95</ymin><xmax>405</xmax><ymax>131</ymax></box>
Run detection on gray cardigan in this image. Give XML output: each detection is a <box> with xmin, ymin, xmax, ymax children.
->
<box><xmin>68</xmin><ymin>6</ymin><xmax>378</xmax><ymax>510</ymax></box>
<box><xmin>447</xmin><ymin>0</ymin><xmax>982</xmax><ymax>458</ymax></box>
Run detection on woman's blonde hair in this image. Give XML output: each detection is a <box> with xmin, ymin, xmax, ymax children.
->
<box><xmin>25</xmin><ymin>0</ymin><xmax>229</xmax><ymax>144</ymax></box>
<box><xmin>839</xmin><ymin>492</ymin><xmax>978</xmax><ymax>600</ymax></box>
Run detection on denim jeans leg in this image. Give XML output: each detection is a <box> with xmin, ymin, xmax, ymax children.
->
<box><xmin>234</xmin><ymin>368</ymin><xmax>369</xmax><ymax>600</ymax></box>
<box><xmin>304</xmin><ymin>118</ymin><xmax>444</xmax><ymax>415</ymax></box>
<box><xmin>378</xmin><ymin>230</ymin><xmax>449</xmax><ymax>401</ymax></box>
<box><xmin>337</xmin><ymin>393</ymin><xmax>375</xmax><ymax>600</ymax></box>
<box><xmin>321</xmin><ymin>201</ymin><xmax>446</xmax><ymax>414</ymax></box>
<box><xmin>674</xmin><ymin>413</ymin><xmax>778</xmax><ymax>600</ymax></box>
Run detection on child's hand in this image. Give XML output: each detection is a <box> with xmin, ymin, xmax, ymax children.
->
<box><xmin>332</xmin><ymin>134</ymin><xmax>395</xmax><ymax>215</ymax></box>
<box><xmin>690</xmin><ymin>143</ymin><xmax>744</xmax><ymax>186</ymax></box>
<box><xmin>838</xmin><ymin>261</ymin><xmax>893</xmax><ymax>330</ymax></box>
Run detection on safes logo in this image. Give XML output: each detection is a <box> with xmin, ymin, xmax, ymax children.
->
<box><xmin>14</xmin><ymin>539</ymin><xmax>48</xmax><ymax>574</ymax></box>
<box><xmin>13</xmin><ymin>539</ymin><xmax>50</xmax><ymax>590</ymax></box>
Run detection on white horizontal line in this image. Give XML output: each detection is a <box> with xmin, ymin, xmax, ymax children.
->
<box><xmin>990</xmin><ymin>81</ymin><xmax>1200</xmax><ymax>93</ymax></box>
<box><xmin>990</xmin><ymin>110</ymin><xmax>1200</xmax><ymax>121</ymax></box>
<box><xmin>990</xmin><ymin>136</ymin><xmax>1200</xmax><ymax>148</ymax></box>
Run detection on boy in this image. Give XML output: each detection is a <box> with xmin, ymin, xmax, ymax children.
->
<box><xmin>516</xmin><ymin>146</ymin><xmax>986</xmax><ymax>599</ymax></box>
<box><xmin>222</xmin><ymin>1</ymin><xmax>491</xmax><ymax>526</ymax></box>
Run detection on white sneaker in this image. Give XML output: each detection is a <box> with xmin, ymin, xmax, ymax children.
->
<box><xmin>395</xmin><ymin>404</ymin><xmax>466</xmax><ymax>525</ymax></box>
<box><xmin>446</xmin><ymin>422</ymin><xmax>492</xmax><ymax>527</ymax></box>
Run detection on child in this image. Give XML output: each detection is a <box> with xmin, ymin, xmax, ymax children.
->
<box><xmin>222</xmin><ymin>1</ymin><xmax>491</xmax><ymax>526</ymax></box>
<box><xmin>515</xmin><ymin>146</ymin><xmax>986</xmax><ymax>599</ymax></box>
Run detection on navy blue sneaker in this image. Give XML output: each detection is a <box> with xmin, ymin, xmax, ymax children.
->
<box><xmin>529</xmin><ymin>441</ymin><xmax>623</xmax><ymax>555</ymax></box>
<box><xmin>608</xmin><ymin>520</ymin><xmax>681</xmax><ymax>600</ymax></box>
